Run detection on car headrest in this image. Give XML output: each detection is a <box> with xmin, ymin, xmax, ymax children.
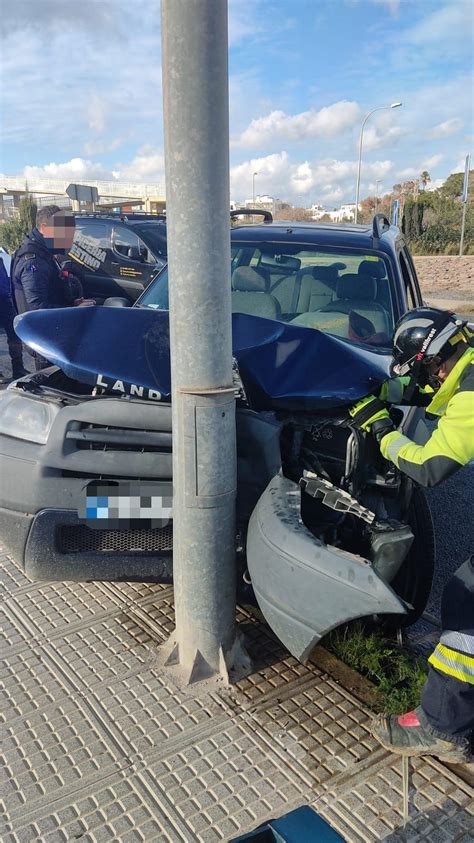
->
<box><xmin>312</xmin><ymin>265</ymin><xmax>339</xmax><ymax>281</ymax></box>
<box><xmin>232</xmin><ymin>266</ymin><xmax>268</xmax><ymax>292</ymax></box>
<box><xmin>336</xmin><ymin>274</ymin><xmax>377</xmax><ymax>300</ymax></box>
<box><xmin>358</xmin><ymin>260</ymin><xmax>386</xmax><ymax>279</ymax></box>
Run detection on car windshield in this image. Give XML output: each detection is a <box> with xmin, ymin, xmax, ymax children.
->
<box><xmin>133</xmin><ymin>224</ymin><xmax>167</xmax><ymax>259</ymax></box>
<box><xmin>138</xmin><ymin>242</ymin><xmax>396</xmax><ymax>348</ymax></box>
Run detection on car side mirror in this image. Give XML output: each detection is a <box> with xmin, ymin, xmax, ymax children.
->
<box><xmin>103</xmin><ymin>297</ymin><xmax>131</xmax><ymax>307</ymax></box>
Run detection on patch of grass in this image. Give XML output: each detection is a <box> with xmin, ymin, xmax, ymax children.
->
<box><xmin>325</xmin><ymin>622</ymin><xmax>428</xmax><ymax>715</ymax></box>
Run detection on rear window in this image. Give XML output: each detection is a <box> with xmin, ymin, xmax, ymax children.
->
<box><xmin>139</xmin><ymin>243</ymin><xmax>396</xmax><ymax>349</ymax></box>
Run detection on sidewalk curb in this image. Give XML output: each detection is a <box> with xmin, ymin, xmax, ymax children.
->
<box><xmin>310</xmin><ymin>644</ymin><xmax>474</xmax><ymax>789</ymax></box>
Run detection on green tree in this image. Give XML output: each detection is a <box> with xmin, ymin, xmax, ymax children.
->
<box><xmin>0</xmin><ymin>188</ymin><xmax>37</xmax><ymax>253</ymax></box>
<box><xmin>419</xmin><ymin>170</ymin><xmax>431</xmax><ymax>191</ymax></box>
<box><xmin>439</xmin><ymin>169</ymin><xmax>473</xmax><ymax>200</ymax></box>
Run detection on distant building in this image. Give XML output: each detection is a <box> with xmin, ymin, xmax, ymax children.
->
<box><xmin>328</xmin><ymin>203</ymin><xmax>358</xmax><ymax>222</ymax></box>
<box><xmin>308</xmin><ymin>204</ymin><xmax>328</xmax><ymax>221</ymax></box>
<box><xmin>308</xmin><ymin>202</ymin><xmax>359</xmax><ymax>223</ymax></box>
<box><xmin>244</xmin><ymin>195</ymin><xmax>284</xmax><ymax>214</ymax></box>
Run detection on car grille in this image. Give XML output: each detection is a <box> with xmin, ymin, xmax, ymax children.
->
<box><xmin>58</xmin><ymin>523</ymin><xmax>173</xmax><ymax>554</ymax></box>
<box><xmin>66</xmin><ymin>423</ymin><xmax>172</xmax><ymax>453</ymax></box>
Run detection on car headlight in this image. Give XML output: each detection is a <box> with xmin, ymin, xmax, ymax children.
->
<box><xmin>0</xmin><ymin>392</ymin><xmax>59</xmax><ymax>444</ymax></box>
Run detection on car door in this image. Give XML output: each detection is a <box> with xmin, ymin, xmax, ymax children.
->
<box><xmin>69</xmin><ymin>221</ymin><xmax>114</xmax><ymax>303</ymax></box>
<box><xmin>111</xmin><ymin>225</ymin><xmax>150</xmax><ymax>301</ymax></box>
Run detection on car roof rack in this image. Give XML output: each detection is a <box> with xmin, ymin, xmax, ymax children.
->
<box><xmin>230</xmin><ymin>208</ymin><xmax>273</xmax><ymax>223</ymax></box>
<box><xmin>74</xmin><ymin>211</ymin><xmax>166</xmax><ymax>222</ymax></box>
<box><xmin>372</xmin><ymin>213</ymin><xmax>390</xmax><ymax>240</ymax></box>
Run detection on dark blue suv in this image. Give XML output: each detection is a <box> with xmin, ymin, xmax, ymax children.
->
<box><xmin>0</xmin><ymin>214</ymin><xmax>434</xmax><ymax>661</ymax></box>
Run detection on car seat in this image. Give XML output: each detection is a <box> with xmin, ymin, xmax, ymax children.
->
<box><xmin>231</xmin><ymin>266</ymin><xmax>281</xmax><ymax>320</ymax></box>
<box><xmin>271</xmin><ymin>264</ymin><xmax>340</xmax><ymax>315</ymax></box>
<box><xmin>315</xmin><ymin>272</ymin><xmax>391</xmax><ymax>335</ymax></box>
<box><xmin>299</xmin><ymin>265</ymin><xmax>340</xmax><ymax>312</ymax></box>
<box><xmin>291</xmin><ymin>271</ymin><xmax>391</xmax><ymax>338</ymax></box>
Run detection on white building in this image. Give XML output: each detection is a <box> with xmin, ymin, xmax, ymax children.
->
<box><xmin>308</xmin><ymin>202</ymin><xmax>360</xmax><ymax>223</ymax></box>
<box><xmin>244</xmin><ymin>195</ymin><xmax>283</xmax><ymax>213</ymax></box>
<box><xmin>328</xmin><ymin>203</ymin><xmax>358</xmax><ymax>222</ymax></box>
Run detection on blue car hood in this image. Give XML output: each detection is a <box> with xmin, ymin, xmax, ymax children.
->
<box><xmin>15</xmin><ymin>307</ymin><xmax>390</xmax><ymax>409</ymax></box>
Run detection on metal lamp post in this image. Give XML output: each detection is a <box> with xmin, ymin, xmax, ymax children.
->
<box><xmin>354</xmin><ymin>102</ymin><xmax>402</xmax><ymax>223</ymax></box>
<box><xmin>161</xmin><ymin>0</ymin><xmax>247</xmax><ymax>684</ymax></box>
<box><xmin>375</xmin><ymin>179</ymin><xmax>382</xmax><ymax>212</ymax></box>
<box><xmin>252</xmin><ymin>172</ymin><xmax>258</xmax><ymax>206</ymax></box>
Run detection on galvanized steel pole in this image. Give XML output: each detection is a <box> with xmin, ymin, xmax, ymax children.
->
<box><xmin>161</xmin><ymin>0</ymin><xmax>241</xmax><ymax>683</ymax></box>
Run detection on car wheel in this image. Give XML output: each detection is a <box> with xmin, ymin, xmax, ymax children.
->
<box><xmin>382</xmin><ymin>487</ymin><xmax>435</xmax><ymax>629</ymax></box>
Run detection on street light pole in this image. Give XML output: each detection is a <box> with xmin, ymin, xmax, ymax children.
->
<box><xmin>375</xmin><ymin>179</ymin><xmax>382</xmax><ymax>212</ymax></box>
<box><xmin>161</xmin><ymin>0</ymin><xmax>245</xmax><ymax>684</ymax></box>
<box><xmin>354</xmin><ymin>102</ymin><xmax>402</xmax><ymax>223</ymax></box>
<box><xmin>252</xmin><ymin>172</ymin><xmax>258</xmax><ymax>206</ymax></box>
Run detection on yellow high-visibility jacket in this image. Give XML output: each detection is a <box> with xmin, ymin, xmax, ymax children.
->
<box><xmin>380</xmin><ymin>346</ymin><xmax>474</xmax><ymax>487</ymax></box>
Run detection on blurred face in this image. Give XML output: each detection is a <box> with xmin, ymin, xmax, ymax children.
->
<box><xmin>40</xmin><ymin>214</ymin><xmax>76</xmax><ymax>251</ymax></box>
<box><xmin>426</xmin><ymin>345</ymin><xmax>464</xmax><ymax>387</ymax></box>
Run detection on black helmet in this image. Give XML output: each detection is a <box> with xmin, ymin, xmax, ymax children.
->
<box><xmin>391</xmin><ymin>307</ymin><xmax>467</xmax><ymax>381</ymax></box>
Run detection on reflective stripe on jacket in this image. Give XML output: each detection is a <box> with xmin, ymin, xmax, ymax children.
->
<box><xmin>380</xmin><ymin>346</ymin><xmax>474</xmax><ymax>487</ymax></box>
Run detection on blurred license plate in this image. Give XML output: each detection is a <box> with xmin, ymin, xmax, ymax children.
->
<box><xmin>79</xmin><ymin>482</ymin><xmax>172</xmax><ymax>529</ymax></box>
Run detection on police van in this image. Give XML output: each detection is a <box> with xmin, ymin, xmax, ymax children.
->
<box><xmin>69</xmin><ymin>213</ymin><xmax>167</xmax><ymax>304</ymax></box>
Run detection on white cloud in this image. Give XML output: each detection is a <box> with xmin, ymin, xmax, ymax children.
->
<box><xmin>372</xmin><ymin>0</ymin><xmax>400</xmax><ymax>13</ymax></box>
<box><xmin>87</xmin><ymin>94</ymin><xmax>107</xmax><ymax>134</ymax></box>
<box><xmin>363</xmin><ymin>124</ymin><xmax>403</xmax><ymax>152</ymax></box>
<box><xmin>230</xmin><ymin>152</ymin><xmax>392</xmax><ymax>204</ymax></box>
<box><xmin>83</xmin><ymin>138</ymin><xmax>124</xmax><ymax>156</ymax></box>
<box><xmin>397</xmin><ymin>167</ymin><xmax>418</xmax><ymax>180</ymax></box>
<box><xmin>21</xmin><ymin>149</ymin><xmax>167</xmax><ymax>187</ymax></box>
<box><xmin>235</xmin><ymin>101</ymin><xmax>361</xmax><ymax>148</ymax></box>
<box><xmin>346</xmin><ymin>0</ymin><xmax>400</xmax><ymax>14</ymax></box>
<box><xmin>116</xmin><ymin>147</ymin><xmax>165</xmax><ymax>182</ymax></box>
<box><xmin>451</xmin><ymin>158</ymin><xmax>469</xmax><ymax>175</ymax></box>
<box><xmin>23</xmin><ymin>157</ymin><xmax>115</xmax><ymax>181</ymax></box>
<box><xmin>427</xmin><ymin>118</ymin><xmax>463</xmax><ymax>139</ymax></box>
<box><xmin>1</xmin><ymin>5</ymin><xmax>162</xmax><ymax>156</ymax></box>
<box><xmin>228</xmin><ymin>0</ymin><xmax>263</xmax><ymax>47</ymax></box>
<box><xmin>422</xmin><ymin>154</ymin><xmax>444</xmax><ymax>170</ymax></box>
<box><xmin>404</xmin><ymin>0</ymin><xmax>472</xmax><ymax>48</ymax></box>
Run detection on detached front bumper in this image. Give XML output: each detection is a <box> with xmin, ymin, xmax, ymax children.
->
<box><xmin>246</xmin><ymin>474</ymin><xmax>407</xmax><ymax>661</ymax></box>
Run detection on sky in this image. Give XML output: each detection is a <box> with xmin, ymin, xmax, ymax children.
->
<box><xmin>0</xmin><ymin>0</ymin><xmax>473</xmax><ymax>207</ymax></box>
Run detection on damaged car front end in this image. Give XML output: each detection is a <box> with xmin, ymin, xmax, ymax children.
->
<box><xmin>2</xmin><ymin>297</ymin><xmax>434</xmax><ymax>661</ymax></box>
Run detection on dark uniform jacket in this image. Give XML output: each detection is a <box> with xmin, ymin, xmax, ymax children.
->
<box><xmin>11</xmin><ymin>228</ymin><xmax>69</xmax><ymax>313</ymax></box>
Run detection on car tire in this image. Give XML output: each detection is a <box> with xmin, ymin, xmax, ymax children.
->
<box><xmin>381</xmin><ymin>487</ymin><xmax>435</xmax><ymax>629</ymax></box>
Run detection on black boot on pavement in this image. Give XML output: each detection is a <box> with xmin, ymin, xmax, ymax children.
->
<box><xmin>372</xmin><ymin>707</ymin><xmax>471</xmax><ymax>763</ymax></box>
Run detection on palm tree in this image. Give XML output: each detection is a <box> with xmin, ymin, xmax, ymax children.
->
<box><xmin>420</xmin><ymin>171</ymin><xmax>431</xmax><ymax>192</ymax></box>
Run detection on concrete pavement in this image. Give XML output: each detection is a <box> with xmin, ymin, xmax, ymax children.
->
<box><xmin>1</xmin><ymin>545</ymin><xmax>473</xmax><ymax>842</ymax></box>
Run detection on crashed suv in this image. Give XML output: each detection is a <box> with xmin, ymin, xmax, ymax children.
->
<box><xmin>0</xmin><ymin>214</ymin><xmax>434</xmax><ymax>660</ymax></box>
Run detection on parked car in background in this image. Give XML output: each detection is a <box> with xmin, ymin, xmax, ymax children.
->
<box><xmin>69</xmin><ymin>212</ymin><xmax>167</xmax><ymax>303</ymax></box>
<box><xmin>0</xmin><ymin>214</ymin><xmax>435</xmax><ymax>661</ymax></box>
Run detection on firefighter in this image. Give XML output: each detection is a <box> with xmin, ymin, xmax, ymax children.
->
<box><xmin>350</xmin><ymin>307</ymin><xmax>474</xmax><ymax>763</ymax></box>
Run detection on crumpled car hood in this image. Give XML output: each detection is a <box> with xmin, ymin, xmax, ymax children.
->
<box><xmin>15</xmin><ymin>306</ymin><xmax>390</xmax><ymax>409</ymax></box>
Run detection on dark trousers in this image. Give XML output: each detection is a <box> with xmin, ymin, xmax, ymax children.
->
<box><xmin>0</xmin><ymin>295</ymin><xmax>24</xmax><ymax>372</ymax></box>
<box><xmin>421</xmin><ymin>555</ymin><xmax>474</xmax><ymax>742</ymax></box>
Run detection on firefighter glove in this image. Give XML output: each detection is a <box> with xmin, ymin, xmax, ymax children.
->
<box><xmin>349</xmin><ymin>395</ymin><xmax>396</xmax><ymax>443</ymax></box>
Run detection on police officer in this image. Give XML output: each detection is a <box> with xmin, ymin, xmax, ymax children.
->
<box><xmin>0</xmin><ymin>254</ymin><xmax>29</xmax><ymax>383</ymax></box>
<box><xmin>11</xmin><ymin>205</ymin><xmax>93</xmax><ymax>370</ymax></box>
<box><xmin>350</xmin><ymin>307</ymin><xmax>474</xmax><ymax>763</ymax></box>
